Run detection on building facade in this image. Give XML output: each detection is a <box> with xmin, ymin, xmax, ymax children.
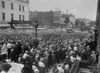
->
<box><xmin>53</xmin><ymin>11</ymin><xmax>62</xmax><ymax>24</ymax></box>
<box><xmin>37</xmin><ymin>11</ymin><xmax>54</xmax><ymax>27</ymax></box>
<box><xmin>0</xmin><ymin>0</ymin><xmax>29</xmax><ymax>26</ymax></box>
<box><xmin>29</xmin><ymin>10</ymin><xmax>63</xmax><ymax>27</ymax></box>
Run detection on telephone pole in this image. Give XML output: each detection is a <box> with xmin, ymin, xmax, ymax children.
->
<box><xmin>96</xmin><ymin>0</ymin><xmax>100</xmax><ymax>52</ymax></box>
<box><xmin>96</xmin><ymin>0</ymin><xmax>100</xmax><ymax>73</ymax></box>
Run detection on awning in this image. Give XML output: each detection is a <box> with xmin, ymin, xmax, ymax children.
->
<box><xmin>15</xmin><ymin>26</ymin><xmax>33</xmax><ymax>29</ymax></box>
<box><xmin>0</xmin><ymin>21</ymin><xmax>8</xmax><ymax>24</ymax></box>
<box><xmin>0</xmin><ymin>24</ymin><xmax>10</xmax><ymax>27</ymax></box>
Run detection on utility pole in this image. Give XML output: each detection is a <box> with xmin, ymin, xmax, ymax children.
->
<box><xmin>96</xmin><ymin>0</ymin><xmax>100</xmax><ymax>73</ymax></box>
<box><xmin>34</xmin><ymin>20</ymin><xmax>38</xmax><ymax>39</ymax></box>
<box><xmin>32</xmin><ymin>20</ymin><xmax>39</xmax><ymax>49</ymax></box>
<box><xmin>10</xmin><ymin>18</ymin><xmax>14</xmax><ymax>29</ymax></box>
<box><xmin>96</xmin><ymin>0</ymin><xmax>100</xmax><ymax>54</ymax></box>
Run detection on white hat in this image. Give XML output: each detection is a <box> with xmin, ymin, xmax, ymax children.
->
<box><xmin>38</xmin><ymin>62</ymin><xmax>45</xmax><ymax>67</ymax></box>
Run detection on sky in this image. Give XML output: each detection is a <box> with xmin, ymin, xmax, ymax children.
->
<box><xmin>30</xmin><ymin>0</ymin><xmax>98</xmax><ymax>20</ymax></box>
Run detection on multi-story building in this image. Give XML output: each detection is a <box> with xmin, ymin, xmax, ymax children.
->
<box><xmin>29</xmin><ymin>11</ymin><xmax>38</xmax><ymax>21</ymax></box>
<box><xmin>0</xmin><ymin>0</ymin><xmax>30</xmax><ymax>28</ymax></box>
<box><xmin>53</xmin><ymin>11</ymin><xmax>62</xmax><ymax>24</ymax></box>
<box><xmin>29</xmin><ymin>10</ymin><xmax>63</xmax><ymax>27</ymax></box>
<box><xmin>37</xmin><ymin>11</ymin><xmax>54</xmax><ymax>27</ymax></box>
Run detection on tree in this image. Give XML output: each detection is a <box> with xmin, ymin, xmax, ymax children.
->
<box><xmin>79</xmin><ymin>21</ymin><xmax>86</xmax><ymax>32</ymax></box>
<box><xmin>64</xmin><ymin>16</ymin><xmax>70</xmax><ymax>24</ymax></box>
<box><xmin>80</xmin><ymin>21</ymin><xmax>85</xmax><ymax>27</ymax></box>
<box><xmin>75</xmin><ymin>19</ymin><xmax>80</xmax><ymax>28</ymax></box>
<box><xmin>89</xmin><ymin>21</ymin><xmax>96</xmax><ymax>27</ymax></box>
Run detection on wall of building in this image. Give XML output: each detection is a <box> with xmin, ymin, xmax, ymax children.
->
<box><xmin>37</xmin><ymin>11</ymin><xmax>54</xmax><ymax>26</ymax></box>
<box><xmin>29</xmin><ymin>11</ymin><xmax>38</xmax><ymax>21</ymax></box>
<box><xmin>29</xmin><ymin>11</ymin><xmax>63</xmax><ymax>27</ymax></box>
<box><xmin>53</xmin><ymin>11</ymin><xmax>62</xmax><ymax>24</ymax></box>
<box><xmin>0</xmin><ymin>0</ymin><xmax>29</xmax><ymax>24</ymax></box>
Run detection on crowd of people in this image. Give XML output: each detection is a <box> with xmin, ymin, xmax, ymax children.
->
<box><xmin>0</xmin><ymin>30</ymin><xmax>98</xmax><ymax>73</ymax></box>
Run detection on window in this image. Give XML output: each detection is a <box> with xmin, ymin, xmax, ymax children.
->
<box><xmin>19</xmin><ymin>5</ymin><xmax>21</xmax><ymax>11</ymax></box>
<box><xmin>11</xmin><ymin>14</ymin><xmax>14</xmax><ymax>20</ymax></box>
<box><xmin>23</xmin><ymin>6</ymin><xmax>24</xmax><ymax>12</ymax></box>
<box><xmin>23</xmin><ymin>15</ymin><xmax>24</xmax><ymax>21</ymax></box>
<box><xmin>2</xmin><ymin>1</ymin><xmax>5</xmax><ymax>8</ymax></box>
<box><xmin>11</xmin><ymin>3</ymin><xmax>13</xmax><ymax>10</ymax></box>
<box><xmin>19</xmin><ymin>15</ymin><xmax>21</xmax><ymax>21</ymax></box>
<box><xmin>2</xmin><ymin>13</ymin><xmax>5</xmax><ymax>21</ymax></box>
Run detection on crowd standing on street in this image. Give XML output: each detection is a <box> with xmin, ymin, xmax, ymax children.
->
<box><xmin>0</xmin><ymin>30</ymin><xmax>98</xmax><ymax>73</ymax></box>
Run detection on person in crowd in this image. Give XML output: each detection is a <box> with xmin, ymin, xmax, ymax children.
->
<box><xmin>63</xmin><ymin>62</ymin><xmax>69</xmax><ymax>73</ymax></box>
<box><xmin>70</xmin><ymin>52</ymin><xmax>77</xmax><ymax>67</ymax></box>
<box><xmin>18</xmin><ymin>54</ymin><xmax>23</xmax><ymax>64</ymax></box>
<box><xmin>51</xmin><ymin>51</ymin><xmax>56</xmax><ymax>66</ymax></box>
<box><xmin>57</xmin><ymin>65</ymin><xmax>64</xmax><ymax>73</ymax></box>
<box><xmin>21</xmin><ymin>61</ymin><xmax>32</xmax><ymax>73</ymax></box>
<box><xmin>32</xmin><ymin>63</ymin><xmax>39</xmax><ymax>73</ymax></box>
<box><xmin>0</xmin><ymin>29</ymin><xmax>97</xmax><ymax>73</ymax></box>
<box><xmin>23</xmin><ymin>51</ymin><xmax>29</xmax><ymax>59</ymax></box>
<box><xmin>52</xmin><ymin>65</ymin><xmax>58</xmax><ymax>73</ymax></box>
<box><xmin>7</xmin><ymin>41</ymin><xmax>12</xmax><ymax>59</ymax></box>
<box><xmin>10</xmin><ymin>49</ymin><xmax>15</xmax><ymax>62</ymax></box>
<box><xmin>38</xmin><ymin>59</ymin><xmax>45</xmax><ymax>73</ymax></box>
<box><xmin>1</xmin><ymin>42</ymin><xmax>7</xmax><ymax>61</ymax></box>
<box><xmin>1</xmin><ymin>62</ymin><xmax>12</xmax><ymax>73</ymax></box>
<box><xmin>22</xmin><ymin>51</ymin><xmax>30</xmax><ymax>65</ymax></box>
